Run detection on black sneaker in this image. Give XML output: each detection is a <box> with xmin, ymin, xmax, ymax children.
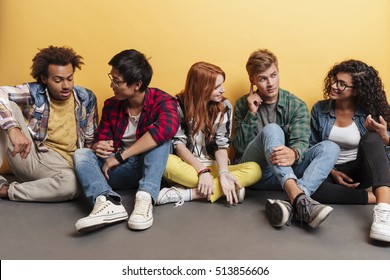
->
<box><xmin>265</xmin><ymin>199</ymin><xmax>294</xmax><ymax>227</ymax></box>
<box><xmin>294</xmin><ymin>194</ymin><xmax>333</xmax><ymax>229</ymax></box>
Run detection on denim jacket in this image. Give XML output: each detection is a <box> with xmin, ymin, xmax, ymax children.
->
<box><xmin>310</xmin><ymin>99</ymin><xmax>390</xmax><ymax>164</ymax></box>
<box><xmin>0</xmin><ymin>82</ymin><xmax>98</xmax><ymax>151</ymax></box>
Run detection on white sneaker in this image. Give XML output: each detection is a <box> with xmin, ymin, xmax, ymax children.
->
<box><xmin>237</xmin><ymin>188</ymin><xmax>245</xmax><ymax>203</ymax></box>
<box><xmin>156</xmin><ymin>186</ymin><xmax>190</xmax><ymax>207</ymax></box>
<box><xmin>128</xmin><ymin>191</ymin><xmax>153</xmax><ymax>230</ymax></box>
<box><xmin>75</xmin><ymin>195</ymin><xmax>128</xmax><ymax>232</ymax></box>
<box><xmin>370</xmin><ymin>203</ymin><xmax>390</xmax><ymax>242</ymax></box>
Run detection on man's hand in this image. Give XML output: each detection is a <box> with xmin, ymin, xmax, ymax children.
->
<box><xmin>93</xmin><ymin>140</ymin><xmax>114</xmax><ymax>158</ymax></box>
<box><xmin>247</xmin><ymin>84</ymin><xmax>262</xmax><ymax>114</ymax></box>
<box><xmin>7</xmin><ymin>127</ymin><xmax>32</xmax><ymax>159</ymax></box>
<box><xmin>102</xmin><ymin>156</ymin><xmax>120</xmax><ymax>179</ymax></box>
<box><xmin>269</xmin><ymin>145</ymin><xmax>295</xmax><ymax>166</ymax></box>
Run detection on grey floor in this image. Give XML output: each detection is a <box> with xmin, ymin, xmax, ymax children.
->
<box><xmin>0</xmin><ymin>175</ymin><xmax>389</xmax><ymax>260</ymax></box>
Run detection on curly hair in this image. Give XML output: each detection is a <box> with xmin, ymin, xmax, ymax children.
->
<box><xmin>323</xmin><ymin>59</ymin><xmax>390</xmax><ymax>126</ymax></box>
<box><xmin>177</xmin><ymin>62</ymin><xmax>226</xmax><ymax>141</ymax></box>
<box><xmin>31</xmin><ymin>45</ymin><xmax>84</xmax><ymax>83</ymax></box>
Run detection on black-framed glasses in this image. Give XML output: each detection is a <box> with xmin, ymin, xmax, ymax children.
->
<box><xmin>332</xmin><ymin>80</ymin><xmax>354</xmax><ymax>92</ymax></box>
<box><xmin>108</xmin><ymin>73</ymin><xmax>126</xmax><ymax>87</ymax></box>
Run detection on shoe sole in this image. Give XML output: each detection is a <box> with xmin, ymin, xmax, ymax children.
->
<box><xmin>307</xmin><ymin>206</ymin><xmax>333</xmax><ymax>229</ymax></box>
<box><xmin>128</xmin><ymin>218</ymin><xmax>153</xmax><ymax>230</ymax></box>
<box><xmin>370</xmin><ymin>232</ymin><xmax>390</xmax><ymax>242</ymax></box>
<box><xmin>265</xmin><ymin>199</ymin><xmax>289</xmax><ymax>228</ymax></box>
<box><xmin>76</xmin><ymin>213</ymin><xmax>128</xmax><ymax>233</ymax></box>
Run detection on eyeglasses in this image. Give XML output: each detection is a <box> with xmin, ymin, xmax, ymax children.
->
<box><xmin>332</xmin><ymin>79</ymin><xmax>354</xmax><ymax>92</ymax></box>
<box><xmin>108</xmin><ymin>73</ymin><xmax>126</xmax><ymax>87</ymax></box>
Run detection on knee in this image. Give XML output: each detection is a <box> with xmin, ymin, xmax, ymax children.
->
<box><xmin>262</xmin><ymin>123</ymin><xmax>282</xmax><ymax>136</ymax></box>
<box><xmin>55</xmin><ymin>169</ymin><xmax>79</xmax><ymax>200</ymax></box>
<box><xmin>74</xmin><ymin>148</ymin><xmax>95</xmax><ymax>163</ymax></box>
<box><xmin>318</xmin><ymin>140</ymin><xmax>340</xmax><ymax>161</ymax></box>
<box><xmin>245</xmin><ymin>162</ymin><xmax>262</xmax><ymax>177</ymax></box>
<box><xmin>361</xmin><ymin>132</ymin><xmax>382</xmax><ymax>146</ymax></box>
<box><xmin>323</xmin><ymin>140</ymin><xmax>340</xmax><ymax>152</ymax></box>
<box><xmin>246</xmin><ymin>161</ymin><xmax>262</xmax><ymax>182</ymax></box>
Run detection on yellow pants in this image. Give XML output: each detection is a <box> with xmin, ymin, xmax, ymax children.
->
<box><xmin>163</xmin><ymin>154</ymin><xmax>262</xmax><ymax>202</ymax></box>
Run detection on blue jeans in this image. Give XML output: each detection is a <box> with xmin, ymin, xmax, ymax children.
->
<box><xmin>239</xmin><ymin>124</ymin><xmax>339</xmax><ymax>196</ymax></box>
<box><xmin>74</xmin><ymin>141</ymin><xmax>171</xmax><ymax>205</ymax></box>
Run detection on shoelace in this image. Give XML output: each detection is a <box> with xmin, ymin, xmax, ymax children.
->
<box><xmin>133</xmin><ymin>197</ymin><xmax>151</xmax><ymax>216</ymax></box>
<box><xmin>296</xmin><ymin>196</ymin><xmax>312</xmax><ymax>225</ymax></box>
<box><xmin>166</xmin><ymin>187</ymin><xmax>185</xmax><ymax>208</ymax></box>
<box><xmin>91</xmin><ymin>200</ymin><xmax>110</xmax><ymax>215</ymax></box>
<box><xmin>374</xmin><ymin>208</ymin><xmax>390</xmax><ymax>222</ymax></box>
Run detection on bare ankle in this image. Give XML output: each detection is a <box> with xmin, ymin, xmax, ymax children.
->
<box><xmin>0</xmin><ymin>185</ymin><xmax>9</xmax><ymax>198</ymax></box>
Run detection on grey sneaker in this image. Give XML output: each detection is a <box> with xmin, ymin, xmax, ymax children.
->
<box><xmin>265</xmin><ymin>199</ymin><xmax>294</xmax><ymax>227</ymax></box>
<box><xmin>295</xmin><ymin>194</ymin><xmax>333</xmax><ymax>229</ymax></box>
<box><xmin>75</xmin><ymin>195</ymin><xmax>128</xmax><ymax>233</ymax></box>
<box><xmin>128</xmin><ymin>191</ymin><xmax>153</xmax><ymax>230</ymax></box>
<box><xmin>370</xmin><ymin>203</ymin><xmax>390</xmax><ymax>242</ymax></box>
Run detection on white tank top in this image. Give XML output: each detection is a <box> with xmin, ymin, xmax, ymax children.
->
<box><xmin>328</xmin><ymin>122</ymin><xmax>361</xmax><ymax>164</ymax></box>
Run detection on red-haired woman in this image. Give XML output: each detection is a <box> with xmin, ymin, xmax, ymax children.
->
<box><xmin>157</xmin><ymin>62</ymin><xmax>261</xmax><ymax>206</ymax></box>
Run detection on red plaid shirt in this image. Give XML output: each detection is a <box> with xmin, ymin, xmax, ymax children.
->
<box><xmin>94</xmin><ymin>88</ymin><xmax>179</xmax><ymax>151</ymax></box>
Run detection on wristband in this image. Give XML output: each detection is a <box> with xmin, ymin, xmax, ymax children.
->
<box><xmin>197</xmin><ymin>168</ymin><xmax>211</xmax><ymax>177</ymax></box>
<box><xmin>218</xmin><ymin>169</ymin><xmax>229</xmax><ymax>175</ymax></box>
<box><xmin>114</xmin><ymin>150</ymin><xmax>126</xmax><ymax>164</ymax></box>
<box><xmin>292</xmin><ymin>148</ymin><xmax>299</xmax><ymax>162</ymax></box>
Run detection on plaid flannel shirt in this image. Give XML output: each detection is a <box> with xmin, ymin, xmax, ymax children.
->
<box><xmin>0</xmin><ymin>82</ymin><xmax>98</xmax><ymax>151</ymax></box>
<box><xmin>232</xmin><ymin>88</ymin><xmax>310</xmax><ymax>163</ymax></box>
<box><xmin>94</xmin><ymin>87</ymin><xmax>179</xmax><ymax>150</ymax></box>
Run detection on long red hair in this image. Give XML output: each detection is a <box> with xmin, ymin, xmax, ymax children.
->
<box><xmin>177</xmin><ymin>62</ymin><xmax>226</xmax><ymax>141</ymax></box>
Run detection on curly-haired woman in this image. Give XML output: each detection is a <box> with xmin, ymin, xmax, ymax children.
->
<box><xmin>310</xmin><ymin>59</ymin><xmax>390</xmax><ymax>242</ymax></box>
<box><xmin>157</xmin><ymin>62</ymin><xmax>261</xmax><ymax>206</ymax></box>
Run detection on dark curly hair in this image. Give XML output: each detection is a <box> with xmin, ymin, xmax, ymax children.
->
<box><xmin>323</xmin><ymin>59</ymin><xmax>390</xmax><ymax>127</ymax></box>
<box><xmin>30</xmin><ymin>45</ymin><xmax>84</xmax><ymax>83</ymax></box>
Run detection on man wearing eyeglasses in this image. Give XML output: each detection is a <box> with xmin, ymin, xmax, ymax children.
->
<box><xmin>0</xmin><ymin>46</ymin><xmax>98</xmax><ymax>201</ymax></box>
<box><xmin>74</xmin><ymin>49</ymin><xmax>179</xmax><ymax>232</ymax></box>
<box><xmin>232</xmin><ymin>49</ymin><xmax>340</xmax><ymax>230</ymax></box>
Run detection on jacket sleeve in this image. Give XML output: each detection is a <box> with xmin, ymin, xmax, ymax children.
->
<box><xmin>83</xmin><ymin>90</ymin><xmax>98</xmax><ymax>148</ymax></box>
<box><xmin>309</xmin><ymin>102</ymin><xmax>323</xmax><ymax>148</ymax></box>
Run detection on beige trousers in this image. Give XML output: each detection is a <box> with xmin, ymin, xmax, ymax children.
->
<box><xmin>0</xmin><ymin>102</ymin><xmax>79</xmax><ymax>201</ymax></box>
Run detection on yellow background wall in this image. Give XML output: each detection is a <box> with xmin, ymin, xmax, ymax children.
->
<box><xmin>1</xmin><ymin>0</ymin><xmax>389</xmax><ymax>173</ymax></box>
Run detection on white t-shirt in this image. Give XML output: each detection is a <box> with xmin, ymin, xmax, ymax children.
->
<box><xmin>328</xmin><ymin>122</ymin><xmax>361</xmax><ymax>164</ymax></box>
<box><xmin>121</xmin><ymin>113</ymin><xmax>140</xmax><ymax>149</ymax></box>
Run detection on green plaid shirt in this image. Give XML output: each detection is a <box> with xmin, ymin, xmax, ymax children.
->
<box><xmin>232</xmin><ymin>88</ymin><xmax>310</xmax><ymax>163</ymax></box>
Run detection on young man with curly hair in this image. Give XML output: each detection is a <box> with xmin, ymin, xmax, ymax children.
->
<box><xmin>0</xmin><ymin>45</ymin><xmax>98</xmax><ymax>201</ymax></box>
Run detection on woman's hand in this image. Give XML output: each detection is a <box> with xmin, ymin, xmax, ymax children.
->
<box><xmin>365</xmin><ymin>115</ymin><xmax>389</xmax><ymax>145</ymax></box>
<box><xmin>219</xmin><ymin>172</ymin><xmax>241</xmax><ymax>204</ymax></box>
<box><xmin>330</xmin><ymin>169</ymin><xmax>360</xmax><ymax>188</ymax></box>
<box><xmin>197</xmin><ymin>172</ymin><xmax>214</xmax><ymax>200</ymax></box>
